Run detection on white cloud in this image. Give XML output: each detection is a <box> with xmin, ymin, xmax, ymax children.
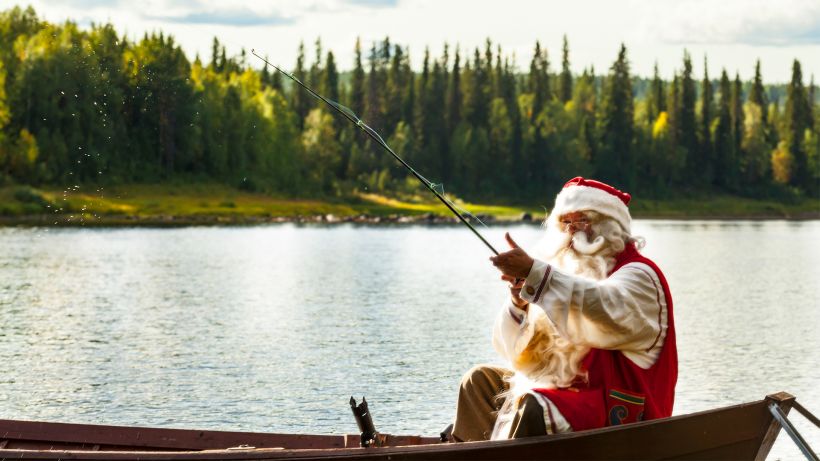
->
<box><xmin>17</xmin><ymin>0</ymin><xmax>820</xmax><ymax>82</ymax></box>
<box><xmin>641</xmin><ymin>0</ymin><xmax>820</xmax><ymax>46</ymax></box>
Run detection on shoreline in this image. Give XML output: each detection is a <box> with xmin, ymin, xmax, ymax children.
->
<box><xmin>2</xmin><ymin>184</ymin><xmax>818</xmax><ymax>227</ymax></box>
<box><xmin>2</xmin><ymin>210</ymin><xmax>818</xmax><ymax>227</ymax></box>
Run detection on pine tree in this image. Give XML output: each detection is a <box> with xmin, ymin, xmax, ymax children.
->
<box><xmin>323</xmin><ymin>51</ymin><xmax>339</xmax><ymax>104</ymax></box>
<box><xmin>291</xmin><ymin>41</ymin><xmax>309</xmax><ymax>129</ymax></box>
<box><xmin>270</xmin><ymin>62</ymin><xmax>283</xmax><ymax>92</ymax></box>
<box><xmin>713</xmin><ymin>70</ymin><xmax>734</xmax><ymax>189</ymax></box>
<box><xmin>400</xmin><ymin>47</ymin><xmax>415</xmax><ymax>128</ymax></box>
<box><xmin>559</xmin><ymin>35</ymin><xmax>573</xmax><ymax>103</ymax></box>
<box><xmin>446</xmin><ymin>46</ymin><xmax>462</xmax><ymax>135</ymax></box>
<box><xmin>598</xmin><ymin>44</ymin><xmax>635</xmax><ymax>189</ymax></box>
<box><xmin>528</xmin><ymin>41</ymin><xmax>550</xmax><ymax>121</ymax></box>
<box><xmin>808</xmin><ymin>74</ymin><xmax>816</xmax><ymax>126</ymax></box>
<box><xmin>466</xmin><ymin>47</ymin><xmax>490</xmax><ymax>128</ymax></box>
<box><xmin>350</xmin><ymin>38</ymin><xmax>366</xmax><ymax>118</ymax></box>
<box><xmin>219</xmin><ymin>46</ymin><xmax>227</xmax><ymax>74</ymax></box>
<box><xmin>309</xmin><ymin>37</ymin><xmax>323</xmax><ymax>95</ymax></box>
<box><xmin>364</xmin><ymin>43</ymin><xmax>383</xmax><ymax>133</ymax></box>
<box><xmin>679</xmin><ymin>51</ymin><xmax>698</xmax><ymax>178</ymax></box>
<box><xmin>210</xmin><ymin>37</ymin><xmax>220</xmax><ymax>71</ymax></box>
<box><xmin>647</xmin><ymin>62</ymin><xmax>665</xmax><ymax>122</ymax></box>
<box><xmin>501</xmin><ymin>56</ymin><xmax>522</xmax><ymax>187</ymax></box>
<box><xmin>783</xmin><ymin>59</ymin><xmax>812</xmax><ymax>189</ymax></box>
<box><xmin>384</xmin><ymin>44</ymin><xmax>405</xmax><ymax>135</ymax></box>
<box><xmin>749</xmin><ymin>60</ymin><xmax>768</xmax><ymax>124</ymax></box>
<box><xmin>699</xmin><ymin>57</ymin><xmax>714</xmax><ymax>183</ymax></box>
<box><xmin>731</xmin><ymin>73</ymin><xmax>744</xmax><ymax>169</ymax></box>
<box><xmin>484</xmin><ymin>38</ymin><xmax>494</xmax><ymax>96</ymax></box>
<box><xmin>667</xmin><ymin>73</ymin><xmax>680</xmax><ymax>161</ymax></box>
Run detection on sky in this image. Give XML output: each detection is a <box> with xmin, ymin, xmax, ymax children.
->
<box><xmin>9</xmin><ymin>0</ymin><xmax>820</xmax><ymax>83</ymax></box>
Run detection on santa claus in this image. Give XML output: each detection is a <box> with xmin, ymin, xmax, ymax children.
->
<box><xmin>451</xmin><ymin>177</ymin><xmax>677</xmax><ymax>441</ymax></box>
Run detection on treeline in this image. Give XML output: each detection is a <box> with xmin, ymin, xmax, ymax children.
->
<box><xmin>0</xmin><ymin>5</ymin><xmax>817</xmax><ymax>202</ymax></box>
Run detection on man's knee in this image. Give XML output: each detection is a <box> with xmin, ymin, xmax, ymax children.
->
<box><xmin>459</xmin><ymin>364</ymin><xmax>508</xmax><ymax>396</ymax></box>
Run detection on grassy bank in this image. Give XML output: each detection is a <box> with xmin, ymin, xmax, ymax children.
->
<box><xmin>0</xmin><ymin>184</ymin><xmax>818</xmax><ymax>226</ymax></box>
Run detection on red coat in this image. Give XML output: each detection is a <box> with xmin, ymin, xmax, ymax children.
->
<box><xmin>533</xmin><ymin>244</ymin><xmax>678</xmax><ymax>431</ymax></box>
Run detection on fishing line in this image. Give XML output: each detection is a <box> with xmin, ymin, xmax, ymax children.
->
<box><xmin>251</xmin><ymin>49</ymin><xmax>498</xmax><ymax>254</ymax></box>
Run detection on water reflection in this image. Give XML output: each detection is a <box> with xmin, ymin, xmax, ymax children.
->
<box><xmin>0</xmin><ymin>222</ymin><xmax>817</xmax><ymax>458</ymax></box>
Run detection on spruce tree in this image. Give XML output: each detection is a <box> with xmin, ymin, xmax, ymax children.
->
<box><xmin>647</xmin><ymin>62</ymin><xmax>665</xmax><ymax>122</ymax></box>
<box><xmin>679</xmin><ymin>51</ymin><xmax>697</xmax><ymax>178</ymax></box>
<box><xmin>560</xmin><ymin>35</ymin><xmax>573</xmax><ymax>103</ymax></box>
<box><xmin>731</xmin><ymin>73</ymin><xmax>744</xmax><ymax>168</ymax></box>
<box><xmin>385</xmin><ymin>44</ymin><xmax>405</xmax><ymax>134</ymax></box>
<box><xmin>598</xmin><ymin>44</ymin><xmax>635</xmax><ymax>189</ymax></box>
<box><xmin>749</xmin><ymin>60</ymin><xmax>768</xmax><ymax>125</ymax></box>
<box><xmin>350</xmin><ymin>38</ymin><xmax>366</xmax><ymax>118</ymax></box>
<box><xmin>271</xmin><ymin>67</ymin><xmax>283</xmax><ymax>93</ymax></box>
<box><xmin>667</xmin><ymin>73</ymin><xmax>680</xmax><ymax>165</ymax></box>
<box><xmin>323</xmin><ymin>51</ymin><xmax>339</xmax><ymax>104</ymax></box>
<box><xmin>219</xmin><ymin>46</ymin><xmax>227</xmax><ymax>74</ymax></box>
<box><xmin>699</xmin><ymin>57</ymin><xmax>714</xmax><ymax>183</ymax></box>
<box><xmin>713</xmin><ymin>70</ymin><xmax>734</xmax><ymax>189</ymax></box>
<box><xmin>210</xmin><ymin>37</ymin><xmax>220</xmax><ymax>71</ymax></box>
<box><xmin>291</xmin><ymin>41</ymin><xmax>309</xmax><ymax>130</ymax></box>
<box><xmin>808</xmin><ymin>74</ymin><xmax>816</xmax><ymax>126</ymax></box>
<box><xmin>446</xmin><ymin>46</ymin><xmax>462</xmax><ymax>137</ymax></box>
<box><xmin>400</xmin><ymin>47</ymin><xmax>415</xmax><ymax>128</ymax></box>
<box><xmin>466</xmin><ymin>47</ymin><xmax>490</xmax><ymax>128</ymax></box>
<box><xmin>260</xmin><ymin>60</ymin><xmax>270</xmax><ymax>87</ymax></box>
<box><xmin>783</xmin><ymin>59</ymin><xmax>812</xmax><ymax>189</ymax></box>
<box><xmin>364</xmin><ymin>43</ymin><xmax>383</xmax><ymax>133</ymax></box>
<box><xmin>528</xmin><ymin>41</ymin><xmax>550</xmax><ymax>121</ymax></box>
<box><xmin>309</xmin><ymin>38</ymin><xmax>322</xmax><ymax>91</ymax></box>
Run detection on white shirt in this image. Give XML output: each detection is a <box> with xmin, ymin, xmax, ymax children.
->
<box><xmin>494</xmin><ymin>259</ymin><xmax>668</xmax><ymax>369</ymax></box>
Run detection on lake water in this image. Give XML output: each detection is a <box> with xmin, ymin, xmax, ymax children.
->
<box><xmin>1</xmin><ymin>221</ymin><xmax>818</xmax><ymax>460</ymax></box>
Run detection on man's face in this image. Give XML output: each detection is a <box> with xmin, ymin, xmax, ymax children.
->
<box><xmin>558</xmin><ymin>211</ymin><xmax>593</xmax><ymax>242</ymax></box>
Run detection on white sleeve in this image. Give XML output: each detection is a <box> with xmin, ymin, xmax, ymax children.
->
<box><xmin>492</xmin><ymin>299</ymin><xmax>535</xmax><ymax>363</ymax></box>
<box><xmin>518</xmin><ymin>260</ymin><xmax>668</xmax><ymax>368</ymax></box>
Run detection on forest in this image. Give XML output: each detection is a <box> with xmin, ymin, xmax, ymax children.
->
<box><xmin>0</xmin><ymin>5</ymin><xmax>818</xmax><ymax>209</ymax></box>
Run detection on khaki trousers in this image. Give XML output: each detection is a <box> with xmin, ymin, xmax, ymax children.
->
<box><xmin>451</xmin><ymin>364</ymin><xmax>547</xmax><ymax>441</ymax></box>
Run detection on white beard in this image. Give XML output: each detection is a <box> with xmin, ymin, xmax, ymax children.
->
<box><xmin>533</xmin><ymin>223</ymin><xmax>617</xmax><ymax>281</ymax></box>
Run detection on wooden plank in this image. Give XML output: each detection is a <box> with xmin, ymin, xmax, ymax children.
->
<box><xmin>0</xmin><ymin>419</ymin><xmax>346</xmax><ymax>450</ymax></box>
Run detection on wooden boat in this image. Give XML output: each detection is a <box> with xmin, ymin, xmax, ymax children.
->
<box><xmin>0</xmin><ymin>392</ymin><xmax>800</xmax><ymax>460</ymax></box>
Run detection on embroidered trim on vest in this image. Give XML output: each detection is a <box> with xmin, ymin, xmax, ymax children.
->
<box><xmin>533</xmin><ymin>265</ymin><xmax>552</xmax><ymax>302</ymax></box>
<box><xmin>609</xmin><ymin>388</ymin><xmax>646</xmax><ymax>405</ymax></box>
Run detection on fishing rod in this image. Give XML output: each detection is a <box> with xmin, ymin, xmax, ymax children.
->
<box><xmin>250</xmin><ymin>49</ymin><xmax>500</xmax><ymax>256</ymax></box>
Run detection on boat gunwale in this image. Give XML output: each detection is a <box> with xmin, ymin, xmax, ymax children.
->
<box><xmin>0</xmin><ymin>392</ymin><xmax>795</xmax><ymax>460</ymax></box>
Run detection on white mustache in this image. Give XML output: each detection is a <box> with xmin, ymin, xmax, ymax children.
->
<box><xmin>571</xmin><ymin>232</ymin><xmax>606</xmax><ymax>255</ymax></box>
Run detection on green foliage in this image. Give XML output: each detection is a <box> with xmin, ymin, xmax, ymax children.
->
<box><xmin>0</xmin><ymin>5</ymin><xmax>817</xmax><ymax>207</ymax></box>
<box><xmin>302</xmin><ymin>108</ymin><xmax>340</xmax><ymax>193</ymax></box>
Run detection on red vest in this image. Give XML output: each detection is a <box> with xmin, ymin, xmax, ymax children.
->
<box><xmin>533</xmin><ymin>244</ymin><xmax>678</xmax><ymax>431</ymax></box>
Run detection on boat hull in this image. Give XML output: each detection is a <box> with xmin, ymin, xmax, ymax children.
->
<box><xmin>0</xmin><ymin>392</ymin><xmax>794</xmax><ymax>460</ymax></box>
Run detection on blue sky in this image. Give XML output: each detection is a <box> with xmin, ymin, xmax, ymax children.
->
<box><xmin>14</xmin><ymin>0</ymin><xmax>820</xmax><ymax>83</ymax></box>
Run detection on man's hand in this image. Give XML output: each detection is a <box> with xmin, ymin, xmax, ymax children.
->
<box><xmin>501</xmin><ymin>274</ymin><xmax>529</xmax><ymax>309</ymax></box>
<box><xmin>490</xmin><ymin>233</ymin><xmax>535</xmax><ymax>280</ymax></box>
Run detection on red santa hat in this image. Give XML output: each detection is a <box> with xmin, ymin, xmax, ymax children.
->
<box><xmin>550</xmin><ymin>177</ymin><xmax>632</xmax><ymax>232</ymax></box>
